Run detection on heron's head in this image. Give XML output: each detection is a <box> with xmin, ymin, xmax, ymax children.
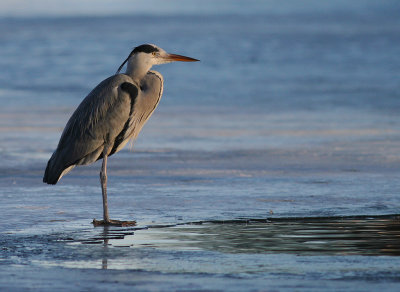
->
<box><xmin>117</xmin><ymin>44</ymin><xmax>199</xmax><ymax>74</ymax></box>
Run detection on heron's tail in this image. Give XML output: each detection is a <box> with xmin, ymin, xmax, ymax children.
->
<box><xmin>43</xmin><ymin>160</ymin><xmax>59</xmax><ymax>185</ymax></box>
<box><xmin>43</xmin><ymin>152</ymin><xmax>74</xmax><ymax>185</ymax></box>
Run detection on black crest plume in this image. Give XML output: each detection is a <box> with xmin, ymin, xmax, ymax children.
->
<box><xmin>116</xmin><ymin>44</ymin><xmax>159</xmax><ymax>74</ymax></box>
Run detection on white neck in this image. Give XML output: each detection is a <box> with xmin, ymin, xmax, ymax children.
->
<box><xmin>125</xmin><ymin>53</ymin><xmax>153</xmax><ymax>83</ymax></box>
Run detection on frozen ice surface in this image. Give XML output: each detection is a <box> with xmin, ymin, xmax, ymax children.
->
<box><xmin>1</xmin><ymin>1</ymin><xmax>400</xmax><ymax>291</ymax></box>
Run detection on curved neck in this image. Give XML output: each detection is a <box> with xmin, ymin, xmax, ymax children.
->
<box><xmin>125</xmin><ymin>55</ymin><xmax>153</xmax><ymax>83</ymax></box>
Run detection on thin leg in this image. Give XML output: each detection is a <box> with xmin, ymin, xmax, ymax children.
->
<box><xmin>92</xmin><ymin>145</ymin><xmax>136</xmax><ymax>227</ymax></box>
<box><xmin>100</xmin><ymin>149</ymin><xmax>110</xmax><ymax>223</ymax></box>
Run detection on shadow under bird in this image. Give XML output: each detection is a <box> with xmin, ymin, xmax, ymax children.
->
<box><xmin>43</xmin><ymin>44</ymin><xmax>199</xmax><ymax>226</ymax></box>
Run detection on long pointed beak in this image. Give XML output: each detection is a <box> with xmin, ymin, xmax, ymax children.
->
<box><xmin>166</xmin><ymin>53</ymin><xmax>199</xmax><ymax>62</ymax></box>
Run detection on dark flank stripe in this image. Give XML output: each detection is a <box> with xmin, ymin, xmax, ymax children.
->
<box><xmin>108</xmin><ymin>82</ymin><xmax>138</xmax><ymax>157</ymax></box>
<box><xmin>120</xmin><ymin>82</ymin><xmax>138</xmax><ymax>99</ymax></box>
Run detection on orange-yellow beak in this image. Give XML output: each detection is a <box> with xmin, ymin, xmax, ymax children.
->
<box><xmin>166</xmin><ymin>53</ymin><xmax>199</xmax><ymax>62</ymax></box>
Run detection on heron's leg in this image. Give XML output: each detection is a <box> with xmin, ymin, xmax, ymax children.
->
<box><xmin>93</xmin><ymin>145</ymin><xmax>136</xmax><ymax>226</ymax></box>
<box><xmin>100</xmin><ymin>147</ymin><xmax>110</xmax><ymax>223</ymax></box>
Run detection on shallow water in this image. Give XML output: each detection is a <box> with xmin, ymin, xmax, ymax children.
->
<box><xmin>1</xmin><ymin>1</ymin><xmax>400</xmax><ymax>291</ymax></box>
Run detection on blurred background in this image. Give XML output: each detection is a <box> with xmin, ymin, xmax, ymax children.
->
<box><xmin>0</xmin><ymin>0</ymin><xmax>400</xmax><ymax>225</ymax></box>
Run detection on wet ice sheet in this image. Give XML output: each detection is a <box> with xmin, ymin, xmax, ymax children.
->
<box><xmin>2</xmin><ymin>216</ymin><xmax>400</xmax><ymax>291</ymax></box>
<box><xmin>113</xmin><ymin>216</ymin><xmax>400</xmax><ymax>256</ymax></box>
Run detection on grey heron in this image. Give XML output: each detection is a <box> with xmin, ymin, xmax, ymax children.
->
<box><xmin>43</xmin><ymin>44</ymin><xmax>199</xmax><ymax>226</ymax></box>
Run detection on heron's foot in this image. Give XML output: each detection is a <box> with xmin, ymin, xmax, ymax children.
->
<box><xmin>92</xmin><ymin>218</ymin><xmax>136</xmax><ymax>227</ymax></box>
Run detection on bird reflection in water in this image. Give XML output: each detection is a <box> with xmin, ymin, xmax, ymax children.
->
<box><xmin>101</xmin><ymin>227</ymin><xmax>109</xmax><ymax>270</ymax></box>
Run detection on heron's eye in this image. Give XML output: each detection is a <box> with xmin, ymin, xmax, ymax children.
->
<box><xmin>152</xmin><ymin>52</ymin><xmax>157</xmax><ymax>56</ymax></box>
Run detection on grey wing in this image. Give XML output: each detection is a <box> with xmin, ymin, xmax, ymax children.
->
<box><xmin>43</xmin><ymin>74</ymin><xmax>138</xmax><ymax>184</ymax></box>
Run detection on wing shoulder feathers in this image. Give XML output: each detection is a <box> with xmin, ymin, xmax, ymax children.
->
<box><xmin>120</xmin><ymin>82</ymin><xmax>138</xmax><ymax>99</ymax></box>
